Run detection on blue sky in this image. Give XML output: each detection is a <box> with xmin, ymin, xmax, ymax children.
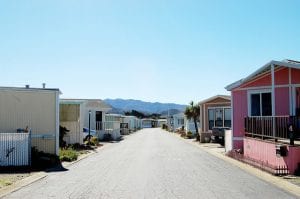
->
<box><xmin>1</xmin><ymin>1</ymin><xmax>300</xmax><ymax>104</ymax></box>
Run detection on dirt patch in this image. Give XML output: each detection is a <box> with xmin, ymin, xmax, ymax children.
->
<box><xmin>0</xmin><ymin>173</ymin><xmax>31</xmax><ymax>189</ymax></box>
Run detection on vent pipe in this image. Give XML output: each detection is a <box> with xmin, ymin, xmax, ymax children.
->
<box><xmin>25</xmin><ymin>85</ymin><xmax>30</xmax><ymax>89</ymax></box>
<box><xmin>42</xmin><ymin>83</ymin><xmax>46</xmax><ymax>89</ymax></box>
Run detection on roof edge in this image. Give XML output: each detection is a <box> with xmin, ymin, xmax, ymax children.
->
<box><xmin>198</xmin><ymin>95</ymin><xmax>231</xmax><ymax>105</ymax></box>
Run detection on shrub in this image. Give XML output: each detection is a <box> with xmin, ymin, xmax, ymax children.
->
<box><xmin>59</xmin><ymin>148</ymin><xmax>78</xmax><ymax>162</ymax></box>
<box><xmin>59</xmin><ymin>126</ymin><xmax>69</xmax><ymax>148</ymax></box>
<box><xmin>186</xmin><ymin>131</ymin><xmax>194</xmax><ymax>139</ymax></box>
<box><xmin>90</xmin><ymin>137</ymin><xmax>99</xmax><ymax>146</ymax></box>
<box><xmin>180</xmin><ymin>132</ymin><xmax>186</xmax><ymax>137</ymax></box>
<box><xmin>69</xmin><ymin>143</ymin><xmax>82</xmax><ymax>150</ymax></box>
<box><xmin>162</xmin><ymin>124</ymin><xmax>168</xmax><ymax>131</ymax></box>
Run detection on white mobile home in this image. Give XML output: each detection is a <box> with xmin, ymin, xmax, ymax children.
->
<box><xmin>0</xmin><ymin>86</ymin><xmax>60</xmax><ymax>155</ymax></box>
<box><xmin>123</xmin><ymin>116</ymin><xmax>141</xmax><ymax>132</ymax></box>
<box><xmin>172</xmin><ymin>113</ymin><xmax>185</xmax><ymax>131</ymax></box>
<box><xmin>104</xmin><ymin>114</ymin><xmax>122</xmax><ymax>140</ymax></box>
<box><xmin>60</xmin><ymin>99</ymin><xmax>111</xmax><ymax>144</ymax></box>
<box><xmin>141</xmin><ymin>119</ymin><xmax>155</xmax><ymax>128</ymax></box>
<box><xmin>157</xmin><ymin>119</ymin><xmax>167</xmax><ymax>128</ymax></box>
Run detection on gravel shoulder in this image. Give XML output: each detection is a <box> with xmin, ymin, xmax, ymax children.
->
<box><xmin>0</xmin><ymin>174</ymin><xmax>31</xmax><ymax>189</ymax></box>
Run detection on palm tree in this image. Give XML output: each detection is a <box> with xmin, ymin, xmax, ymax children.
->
<box><xmin>184</xmin><ymin>101</ymin><xmax>200</xmax><ymax>141</ymax></box>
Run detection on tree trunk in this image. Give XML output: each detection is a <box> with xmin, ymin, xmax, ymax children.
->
<box><xmin>193</xmin><ymin>117</ymin><xmax>200</xmax><ymax>141</ymax></box>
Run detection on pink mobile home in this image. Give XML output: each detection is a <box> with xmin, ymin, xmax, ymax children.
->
<box><xmin>226</xmin><ymin>59</ymin><xmax>300</xmax><ymax>174</ymax></box>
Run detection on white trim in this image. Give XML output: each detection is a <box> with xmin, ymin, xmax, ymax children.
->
<box><xmin>247</xmin><ymin>89</ymin><xmax>272</xmax><ymax>117</ymax></box>
<box><xmin>271</xmin><ymin>64</ymin><xmax>276</xmax><ymax>137</ymax></box>
<box><xmin>207</xmin><ymin>106</ymin><xmax>231</xmax><ymax>109</ymax></box>
<box><xmin>289</xmin><ymin>68</ymin><xmax>293</xmax><ymax>115</ymax></box>
<box><xmin>271</xmin><ymin>64</ymin><xmax>275</xmax><ymax>116</ymax></box>
<box><xmin>204</xmin><ymin>102</ymin><xmax>231</xmax><ymax>105</ymax></box>
<box><xmin>55</xmin><ymin>91</ymin><xmax>60</xmax><ymax>156</ymax></box>
<box><xmin>234</xmin><ymin>84</ymin><xmax>300</xmax><ymax>91</ymax></box>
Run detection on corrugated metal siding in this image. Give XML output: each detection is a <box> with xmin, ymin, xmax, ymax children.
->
<box><xmin>0</xmin><ymin>90</ymin><xmax>57</xmax><ymax>154</ymax></box>
<box><xmin>31</xmin><ymin>136</ymin><xmax>55</xmax><ymax>154</ymax></box>
<box><xmin>0</xmin><ymin>133</ymin><xmax>30</xmax><ymax>166</ymax></box>
<box><xmin>0</xmin><ymin>90</ymin><xmax>56</xmax><ymax>134</ymax></box>
<box><xmin>60</xmin><ymin>121</ymin><xmax>81</xmax><ymax>144</ymax></box>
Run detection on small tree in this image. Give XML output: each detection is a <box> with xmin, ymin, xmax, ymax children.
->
<box><xmin>184</xmin><ymin>101</ymin><xmax>200</xmax><ymax>141</ymax></box>
<box><xmin>59</xmin><ymin>126</ymin><xmax>69</xmax><ymax>148</ymax></box>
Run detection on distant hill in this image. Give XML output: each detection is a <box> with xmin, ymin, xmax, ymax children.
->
<box><xmin>160</xmin><ymin>109</ymin><xmax>182</xmax><ymax>117</ymax></box>
<box><xmin>104</xmin><ymin>99</ymin><xmax>186</xmax><ymax>115</ymax></box>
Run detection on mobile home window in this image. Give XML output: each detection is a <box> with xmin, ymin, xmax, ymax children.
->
<box><xmin>208</xmin><ymin>107</ymin><xmax>231</xmax><ymax>130</ymax></box>
<box><xmin>224</xmin><ymin>108</ymin><xmax>231</xmax><ymax>127</ymax></box>
<box><xmin>215</xmin><ymin>108</ymin><xmax>223</xmax><ymax>127</ymax></box>
<box><xmin>208</xmin><ymin>109</ymin><xmax>215</xmax><ymax>130</ymax></box>
<box><xmin>250</xmin><ymin>92</ymin><xmax>272</xmax><ymax>116</ymax></box>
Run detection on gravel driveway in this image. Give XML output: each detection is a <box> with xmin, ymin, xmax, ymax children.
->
<box><xmin>3</xmin><ymin>128</ymin><xmax>297</xmax><ymax>199</ymax></box>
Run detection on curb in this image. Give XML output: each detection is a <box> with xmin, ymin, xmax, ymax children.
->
<box><xmin>0</xmin><ymin>172</ymin><xmax>46</xmax><ymax>198</ymax></box>
<box><xmin>0</xmin><ymin>145</ymin><xmax>106</xmax><ymax>198</ymax></box>
<box><xmin>171</xmin><ymin>132</ymin><xmax>300</xmax><ymax>198</ymax></box>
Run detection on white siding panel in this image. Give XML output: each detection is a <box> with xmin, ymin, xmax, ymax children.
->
<box><xmin>0</xmin><ymin>133</ymin><xmax>30</xmax><ymax>166</ymax></box>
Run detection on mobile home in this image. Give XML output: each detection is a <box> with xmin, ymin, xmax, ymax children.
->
<box><xmin>0</xmin><ymin>86</ymin><xmax>60</xmax><ymax>155</ymax></box>
<box><xmin>226</xmin><ymin>59</ymin><xmax>300</xmax><ymax>174</ymax></box>
<box><xmin>60</xmin><ymin>99</ymin><xmax>111</xmax><ymax>144</ymax></box>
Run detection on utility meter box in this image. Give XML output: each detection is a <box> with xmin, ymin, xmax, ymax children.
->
<box><xmin>276</xmin><ymin>145</ymin><xmax>287</xmax><ymax>157</ymax></box>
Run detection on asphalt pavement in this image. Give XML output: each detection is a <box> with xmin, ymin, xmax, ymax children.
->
<box><xmin>3</xmin><ymin>128</ymin><xmax>298</xmax><ymax>199</ymax></box>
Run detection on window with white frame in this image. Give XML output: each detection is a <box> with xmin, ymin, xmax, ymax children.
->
<box><xmin>249</xmin><ymin>91</ymin><xmax>272</xmax><ymax>116</ymax></box>
<box><xmin>208</xmin><ymin>107</ymin><xmax>231</xmax><ymax>130</ymax></box>
<box><xmin>178</xmin><ymin>118</ymin><xmax>184</xmax><ymax>125</ymax></box>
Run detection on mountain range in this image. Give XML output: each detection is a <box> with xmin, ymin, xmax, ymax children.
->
<box><xmin>104</xmin><ymin>99</ymin><xmax>186</xmax><ymax>115</ymax></box>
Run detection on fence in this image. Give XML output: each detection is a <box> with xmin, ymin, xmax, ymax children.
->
<box><xmin>96</xmin><ymin>121</ymin><xmax>121</xmax><ymax>141</ymax></box>
<box><xmin>0</xmin><ymin>132</ymin><xmax>31</xmax><ymax>166</ymax></box>
<box><xmin>244</xmin><ymin>116</ymin><xmax>300</xmax><ymax>140</ymax></box>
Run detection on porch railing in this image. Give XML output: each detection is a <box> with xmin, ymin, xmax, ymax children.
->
<box><xmin>96</xmin><ymin>121</ymin><xmax>120</xmax><ymax>133</ymax></box>
<box><xmin>244</xmin><ymin>116</ymin><xmax>300</xmax><ymax>140</ymax></box>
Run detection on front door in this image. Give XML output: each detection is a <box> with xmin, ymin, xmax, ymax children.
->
<box><xmin>96</xmin><ymin>111</ymin><xmax>103</xmax><ymax>130</ymax></box>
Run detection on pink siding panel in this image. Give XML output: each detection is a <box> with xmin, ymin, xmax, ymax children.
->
<box><xmin>275</xmin><ymin>87</ymin><xmax>290</xmax><ymax>115</ymax></box>
<box><xmin>241</xmin><ymin>74</ymin><xmax>271</xmax><ymax>88</ymax></box>
<box><xmin>233</xmin><ymin>140</ymin><xmax>243</xmax><ymax>149</ymax></box>
<box><xmin>244</xmin><ymin>137</ymin><xmax>300</xmax><ymax>174</ymax></box>
<box><xmin>232</xmin><ymin>90</ymin><xmax>247</xmax><ymax>149</ymax></box>
<box><xmin>275</xmin><ymin>68</ymin><xmax>289</xmax><ymax>85</ymax></box>
<box><xmin>291</xmin><ymin>68</ymin><xmax>300</xmax><ymax>84</ymax></box>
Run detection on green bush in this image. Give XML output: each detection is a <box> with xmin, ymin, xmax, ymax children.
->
<box><xmin>59</xmin><ymin>148</ymin><xmax>78</xmax><ymax>162</ymax></box>
<box><xmin>90</xmin><ymin>137</ymin><xmax>99</xmax><ymax>146</ymax></box>
<box><xmin>186</xmin><ymin>131</ymin><xmax>194</xmax><ymax>139</ymax></box>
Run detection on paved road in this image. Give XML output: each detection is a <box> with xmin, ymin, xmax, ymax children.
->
<box><xmin>4</xmin><ymin>128</ymin><xmax>297</xmax><ymax>199</ymax></box>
